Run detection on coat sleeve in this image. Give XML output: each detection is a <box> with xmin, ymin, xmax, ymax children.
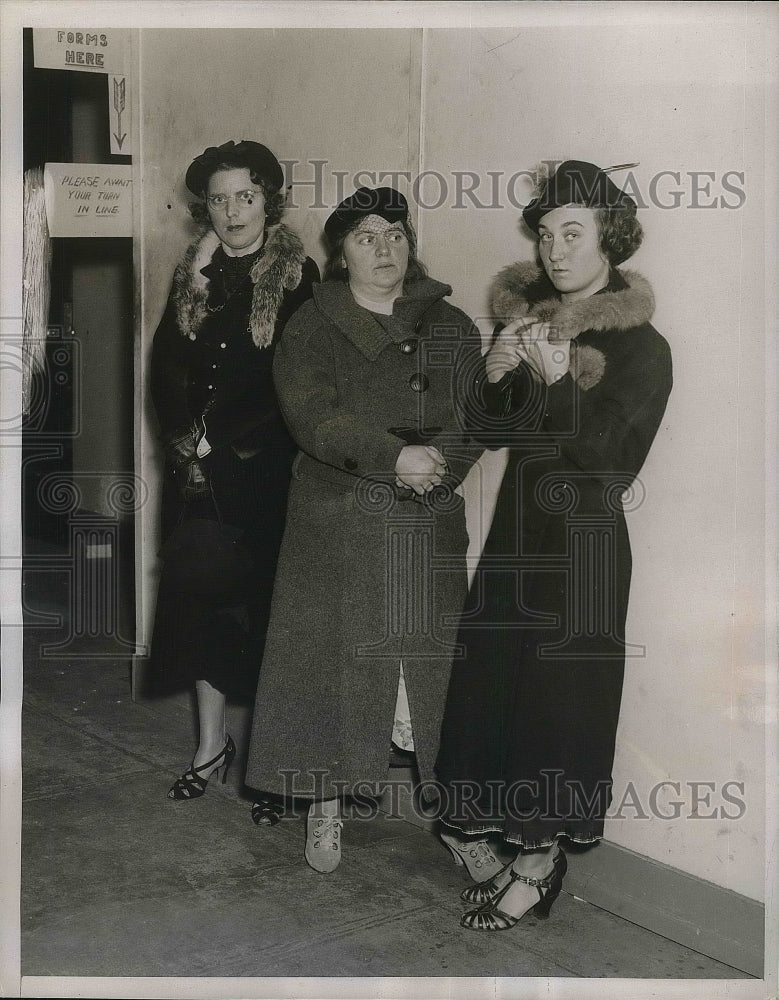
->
<box><xmin>457</xmin><ymin>320</ymin><xmax>542</xmax><ymax>449</ymax></box>
<box><xmin>292</xmin><ymin>257</ymin><xmax>321</xmax><ymax>309</ymax></box>
<box><xmin>541</xmin><ymin>329</ymin><xmax>672</xmax><ymax>480</ymax></box>
<box><xmin>424</xmin><ymin>320</ymin><xmax>487</xmax><ymax>485</ymax></box>
<box><xmin>272</xmin><ymin>302</ymin><xmax>406</xmax><ymax>478</ymax></box>
<box><xmin>466</xmin><ymin>324</ymin><xmax>672</xmax><ymax>482</ymax></box>
<box><xmin>513</xmin><ymin>327</ymin><xmax>672</xmax><ymax>481</ymax></box>
<box><xmin>149</xmin><ymin>288</ymin><xmax>193</xmax><ymax>440</ymax></box>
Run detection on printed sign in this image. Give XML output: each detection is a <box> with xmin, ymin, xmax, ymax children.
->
<box><xmin>108</xmin><ymin>76</ymin><xmax>131</xmax><ymax>155</ymax></box>
<box><xmin>43</xmin><ymin>163</ymin><xmax>132</xmax><ymax>238</ymax></box>
<box><xmin>33</xmin><ymin>28</ymin><xmax>129</xmax><ymax>75</ymax></box>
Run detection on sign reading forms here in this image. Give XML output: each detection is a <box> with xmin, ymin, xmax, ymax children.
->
<box><xmin>33</xmin><ymin>28</ymin><xmax>129</xmax><ymax>75</ymax></box>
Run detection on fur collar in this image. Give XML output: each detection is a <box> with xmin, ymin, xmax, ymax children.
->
<box><xmin>490</xmin><ymin>261</ymin><xmax>655</xmax><ymax>390</ymax></box>
<box><xmin>172</xmin><ymin>223</ymin><xmax>306</xmax><ymax>348</ymax></box>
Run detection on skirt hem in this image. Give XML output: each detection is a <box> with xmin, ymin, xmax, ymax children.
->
<box><xmin>439</xmin><ymin>816</ymin><xmax>602</xmax><ymax>849</ymax></box>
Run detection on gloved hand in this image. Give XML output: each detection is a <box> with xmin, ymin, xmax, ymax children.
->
<box><xmin>164</xmin><ymin>426</ymin><xmax>198</xmax><ymax>468</ymax></box>
<box><xmin>178</xmin><ymin>459</ymin><xmax>211</xmax><ymax>501</ymax></box>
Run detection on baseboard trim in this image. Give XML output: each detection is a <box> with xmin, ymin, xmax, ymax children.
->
<box><xmin>553</xmin><ymin>840</ymin><xmax>763</xmax><ymax>978</ymax></box>
<box><xmin>379</xmin><ymin>773</ymin><xmax>763</xmax><ymax>976</ymax></box>
<box><xmin>130</xmin><ymin>653</ymin><xmax>150</xmax><ymax>701</ymax></box>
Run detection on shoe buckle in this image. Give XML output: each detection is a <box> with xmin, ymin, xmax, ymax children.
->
<box><xmin>514</xmin><ymin>871</ymin><xmax>552</xmax><ymax>888</ymax></box>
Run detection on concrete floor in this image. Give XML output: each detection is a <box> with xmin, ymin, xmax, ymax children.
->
<box><xmin>20</xmin><ymin>561</ymin><xmax>750</xmax><ymax>982</ymax></box>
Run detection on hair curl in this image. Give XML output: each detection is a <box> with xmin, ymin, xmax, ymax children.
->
<box><xmin>595</xmin><ymin>207</ymin><xmax>643</xmax><ymax>266</ymax></box>
<box><xmin>188</xmin><ymin>163</ymin><xmax>285</xmax><ymax>227</ymax></box>
<box><xmin>323</xmin><ymin>217</ymin><xmax>427</xmax><ymax>284</ymax></box>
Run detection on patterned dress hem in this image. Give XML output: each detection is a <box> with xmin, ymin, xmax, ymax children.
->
<box><xmin>439</xmin><ymin>816</ymin><xmax>602</xmax><ymax>849</ymax></box>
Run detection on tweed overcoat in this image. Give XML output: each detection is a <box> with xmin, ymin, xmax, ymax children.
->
<box><xmin>246</xmin><ymin>277</ymin><xmax>483</xmax><ymax>799</ymax></box>
<box><xmin>436</xmin><ymin>264</ymin><xmax>673</xmax><ymax>847</ymax></box>
<box><xmin>149</xmin><ymin>224</ymin><xmax>319</xmax><ymax>699</ymax></box>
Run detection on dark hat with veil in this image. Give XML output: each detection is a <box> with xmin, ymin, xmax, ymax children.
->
<box><xmin>324</xmin><ymin>187</ymin><xmax>409</xmax><ymax>244</ymax></box>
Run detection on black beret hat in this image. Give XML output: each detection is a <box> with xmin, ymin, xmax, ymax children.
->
<box><xmin>523</xmin><ymin>160</ymin><xmax>637</xmax><ymax>233</ymax></box>
<box><xmin>324</xmin><ymin>186</ymin><xmax>409</xmax><ymax>244</ymax></box>
<box><xmin>185</xmin><ymin>140</ymin><xmax>284</xmax><ymax>196</ymax></box>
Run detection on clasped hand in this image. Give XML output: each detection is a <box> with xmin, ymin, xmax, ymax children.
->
<box><xmin>485</xmin><ymin>319</ymin><xmax>571</xmax><ymax>386</ymax></box>
<box><xmin>164</xmin><ymin>425</ymin><xmax>198</xmax><ymax>467</ymax></box>
<box><xmin>394</xmin><ymin>444</ymin><xmax>448</xmax><ymax>496</ymax></box>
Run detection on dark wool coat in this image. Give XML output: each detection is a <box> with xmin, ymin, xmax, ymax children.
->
<box><xmin>149</xmin><ymin>223</ymin><xmax>319</xmax><ymax>699</ymax></box>
<box><xmin>436</xmin><ymin>263</ymin><xmax>672</xmax><ymax>848</ymax></box>
<box><xmin>246</xmin><ymin>277</ymin><xmax>483</xmax><ymax>799</ymax></box>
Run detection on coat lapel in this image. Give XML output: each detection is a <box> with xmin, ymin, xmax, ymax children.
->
<box><xmin>312</xmin><ymin>278</ymin><xmax>453</xmax><ymax>360</ymax></box>
<box><xmin>312</xmin><ymin>282</ymin><xmax>390</xmax><ymax>361</ymax></box>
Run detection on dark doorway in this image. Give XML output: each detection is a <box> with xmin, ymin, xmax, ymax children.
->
<box><xmin>22</xmin><ymin>26</ymin><xmax>135</xmax><ymax>657</ymax></box>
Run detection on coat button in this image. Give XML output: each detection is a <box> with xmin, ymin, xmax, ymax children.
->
<box><xmin>399</xmin><ymin>339</ymin><xmax>418</xmax><ymax>354</ymax></box>
<box><xmin>409</xmin><ymin>373</ymin><xmax>429</xmax><ymax>392</ymax></box>
<box><xmin>344</xmin><ymin>458</ymin><xmax>358</xmax><ymax>471</ymax></box>
<box><xmin>220</xmin><ymin>342</ymin><xmax>227</xmax><ymax>349</ymax></box>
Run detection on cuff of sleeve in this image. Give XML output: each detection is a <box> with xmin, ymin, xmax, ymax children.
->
<box><xmin>375</xmin><ymin>434</ymin><xmax>407</xmax><ymax>476</ymax></box>
<box><xmin>542</xmin><ymin>371</ymin><xmax>578</xmax><ymax>433</ymax></box>
<box><xmin>481</xmin><ymin>368</ymin><xmax>516</xmax><ymax>417</ymax></box>
<box><xmin>342</xmin><ymin>433</ymin><xmax>406</xmax><ymax>478</ymax></box>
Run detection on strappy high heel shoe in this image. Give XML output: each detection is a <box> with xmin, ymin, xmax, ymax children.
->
<box><xmin>167</xmin><ymin>735</ymin><xmax>236</xmax><ymax>800</ymax></box>
<box><xmin>440</xmin><ymin>828</ymin><xmax>503</xmax><ymax>882</ymax></box>
<box><xmin>460</xmin><ymin>848</ymin><xmax>567</xmax><ymax>931</ymax></box>
<box><xmin>460</xmin><ymin>847</ymin><xmax>566</xmax><ymax>905</ymax></box>
<box><xmin>252</xmin><ymin>798</ymin><xmax>284</xmax><ymax>826</ymax></box>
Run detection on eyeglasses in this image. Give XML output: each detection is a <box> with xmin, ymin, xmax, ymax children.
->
<box><xmin>206</xmin><ymin>189</ymin><xmax>262</xmax><ymax>210</ymax></box>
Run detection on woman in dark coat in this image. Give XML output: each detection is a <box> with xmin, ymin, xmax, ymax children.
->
<box><xmin>246</xmin><ymin>187</ymin><xmax>485</xmax><ymax>873</ymax></box>
<box><xmin>435</xmin><ymin>160</ymin><xmax>673</xmax><ymax>930</ymax></box>
<box><xmin>149</xmin><ymin>139</ymin><xmax>319</xmax><ymax>801</ymax></box>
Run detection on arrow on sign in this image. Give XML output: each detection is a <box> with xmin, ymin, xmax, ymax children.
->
<box><xmin>113</xmin><ymin>76</ymin><xmax>126</xmax><ymax>149</ymax></box>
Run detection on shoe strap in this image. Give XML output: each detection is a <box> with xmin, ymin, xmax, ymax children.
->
<box><xmin>192</xmin><ymin>736</ymin><xmax>234</xmax><ymax>776</ymax></box>
<box><xmin>511</xmin><ymin>848</ymin><xmax>563</xmax><ymax>888</ymax></box>
<box><xmin>174</xmin><ymin>770</ymin><xmax>204</xmax><ymax>793</ymax></box>
<box><xmin>512</xmin><ymin>871</ymin><xmax>552</xmax><ymax>888</ymax></box>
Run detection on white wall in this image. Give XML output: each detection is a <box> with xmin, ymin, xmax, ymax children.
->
<box><xmin>136</xmin><ymin>14</ymin><xmax>770</xmax><ymax>902</ymax></box>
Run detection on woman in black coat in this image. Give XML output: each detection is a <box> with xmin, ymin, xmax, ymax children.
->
<box><xmin>435</xmin><ymin>161</ymin><xmax>672</xmax><ymax>930</ymax></box>
<box><xmin>149</xmin><ymin>140</ymin><xmax>318</xmax><ymax>802</ymax></box>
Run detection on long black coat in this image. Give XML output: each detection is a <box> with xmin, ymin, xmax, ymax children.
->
<box><xmin>246</xmin><ymin>277</ymin><xmax>483</xmax><ymax>798</ymax></box>
<box><xmin>149</xmin><ymin>223</ymin><xmax>319</xmax><ymax>699</ymax></box>
<box><xmin>436</xmin><ymin>264</ymin><xmax>672</xmax><ymax>848</ymax></box>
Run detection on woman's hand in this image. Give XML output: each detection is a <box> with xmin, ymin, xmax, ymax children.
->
<box><xmin>516</xmin><ymin>322</ymin><xmax>571</xmax><ymax>386</ymax></box>
<box><xmin>485</xmin><ymin>319</ymin><xmax>528</xmax><ymax>382</ymax></box>
<box><xmin>394</xmin><ymin>445</ymin><xmax>448</xmax><ymax>496</ymax></box>
<box><xmin>486</xmin><ymin>319</ymin><xmax>570</xmax><ymax>386</ymax></box>
<box><xmin>164</xmin><ymin>426</ymin><xmax>198</xmax><ymax>468</ymax></box>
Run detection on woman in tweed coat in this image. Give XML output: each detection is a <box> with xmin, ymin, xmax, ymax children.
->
<box><xmin>246</xmin><ymin>187</ymin><xmax>485</xmax><ymax>873</ymax></box>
